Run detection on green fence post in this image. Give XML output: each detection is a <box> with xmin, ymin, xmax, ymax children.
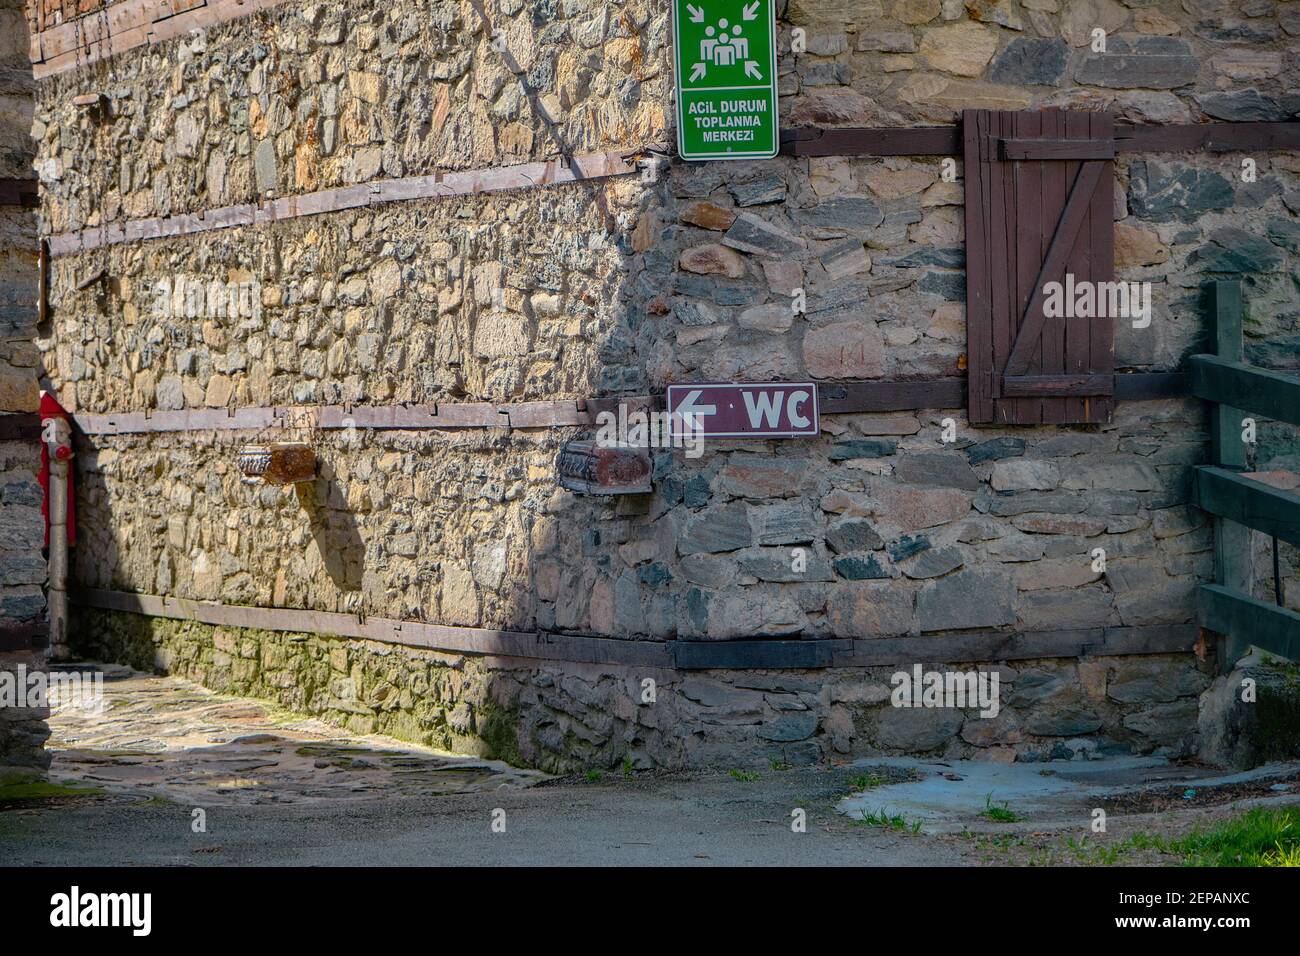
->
<box><xmin>1209</xmin><ymin>280</ymin><xmax>1251</xmax><ymax>665</ymax></box>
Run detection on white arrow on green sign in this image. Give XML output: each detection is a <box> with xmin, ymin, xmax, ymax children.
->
<box><xmin>672</xmin><ymin>0</ymin><xmax>779</xmax><ymax>162</ymax></box>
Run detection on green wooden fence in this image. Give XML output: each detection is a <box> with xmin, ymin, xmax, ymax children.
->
<box><xmin>1190</xmin><ymin>280</ymin><xmax>1300</xmax><ymax>663</ymax></box>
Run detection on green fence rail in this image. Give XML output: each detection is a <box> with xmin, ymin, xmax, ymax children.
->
<box><xmin>1189</xmin><ymin>280</ymin><xmax>1300</xmax><ymax>664</ymax></box>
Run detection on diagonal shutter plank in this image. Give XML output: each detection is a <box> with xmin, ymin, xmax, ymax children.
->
<box><xmin>1002</xmin><ymin>158</ymin><xmax>1106</xmax><ymax>380</ymax></box>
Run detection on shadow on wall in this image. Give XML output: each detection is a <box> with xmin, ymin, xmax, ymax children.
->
<box><xmin>0</xmin><ymin>651</ymin><xmax>52</xmax><ymax>773</ymax></box>
<box><xmin>296</xmin><ymin>470</ymin><xmax>365</xmax><ymax>594</ymax></box>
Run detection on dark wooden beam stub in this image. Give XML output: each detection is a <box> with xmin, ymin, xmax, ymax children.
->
<box><xmin>0</xmin><ymin>621</ymin><xmax>48</xmax><ymax>652</ymax></box>
<box><xmin>1113</xmin><ymin>371</ymin><xmax>1189</xmax><ymax>401</ymax></box>
<box><xmin>0</xmin><ymin>412</ymin><xmax>42</xmax><ymax>441</ymax></box>
<box><xmin>0</xmin><ymin>178</ymin><xmax>38</xmax><ymax>208</ymax></box>
<box><xmin>781</xmin><ymin>125</ymin><xmax>962</xmax><ymax>157</ymax></box>
<box><xmin>817</xmin><ymin>378</ymin><xmax>966</xmax><ymax>413</ymax></box>
<box><xmin>672</xmin><ymin>640</ymin><xmax>837</xmax><ymax>670</ymax></box>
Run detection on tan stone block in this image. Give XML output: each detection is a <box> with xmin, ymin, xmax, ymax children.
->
<box><xmin>891</xmin><ymin>0</ymin><xmax>941</xmax><ymax>25</ymax></box>
<box><xmin>809</xmin><ymin>156</ymin><xmax>852</xmax><ymax>197</ymax></box>
<box><xmin>1061</xmin><ymin>0</ymin><xmax>1129</xmax><ymax>47</ymax></box>
<box><xmin>439</xmin><ymin>563</ymin><xmax>479</xmax><ymax>627</ymax></box>
<box><xmin>926</xmin><ymin>302</ymin><xmax>965</xmax><ymax>343</ymax></box>
<box><xmin>921</xmin><ymin>180</ymin><xmax>962</xmax><ymax>206</ymax></box>
<box><xmin>678</xmin><ymin>201</ymin><xmax>735</xmax><ymax>231</ymax></box>
<box><xmin>631</xmin><ymin>210</ymin><xmax>659</xmax><ymax>251</ymax></box>
<box><xmin>204</xmin><ymin>374</ymin><xmax>233</xmax><ymax>407</ymax></box>
<box><xmin>1115</xmin><ymin>222</ymin><xmax>1170</xmax><ymax>268</ymax></box>
<box><xmin>804</xmin><ymin>319</ymin><xmax>885</xmax><ymax>378</ymax></box>
<box><xmin>918</xmin><ymin>22</ymin><xmax>998</xmax><ymax>77</ymax></box>
<box><xmin>762</xmin><ymin>259</ymin><xmax>803</xmax><ymax>295</ymax></box>
<box><xmin>679</xmin><ymin>243</ymin><xmax>746</xmax><ymax>278</ymax></box>
<box><xmin>1134</xmin><ymin>9</ymin><xmax>1180</xmax><ymax>35</ymax></box>
<box><xmin>788</xmin><ymin>88</ymin><xmax>895</xmax><ymax>126</ymax></box>
<box><xmin>863</xmin><ymin>164</ymin><xmax>936</xmax><ymax>199</ymax></box>
<box><xmin>1212</xmin><ymin>49</ymin><xmax>1282</xmax><ymax>81</ymax></box>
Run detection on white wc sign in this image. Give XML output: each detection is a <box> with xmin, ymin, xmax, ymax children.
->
<box><xmin>667</xmin><ymin>382</ymin><xmax>820</xmax><ymax>438</ymax></box>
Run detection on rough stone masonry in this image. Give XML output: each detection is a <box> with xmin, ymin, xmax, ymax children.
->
<box><xmin>1</xmin><ymin>0</ymin><xmax>48</xmax><ymax>772</ymax></box>
<box><xmin>11</xmin><ymin>0</ymin><xmax>1300</xmax><ymax>770</ymax></box>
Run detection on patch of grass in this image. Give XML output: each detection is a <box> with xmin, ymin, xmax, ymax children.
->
<box><xmin>847</xmin><ymin>772</ymin><xmax>886</xmax><ymax>792</ymax></box>
<box><xmin>853</xmin><ymin>808</ymin><xmax>922</xmax><ymax>833</ymax></box>
<box><xmin>0</xmin><ymin>779</ymin><xmax>105</xmax><ymax>802</ymax></box>
<box><xmin>728</xmin><ymin>768</ymin><xmax>759</xmax><ymax>782</ymax></box>
<box><xmin>621</xmin><ymin>756</ymin><xmax>634</xmax><ymax>777</ymax></box>
<box><xmin>769</xmin><ymin>759</ymin><xmax>791</xmax><ymax>772</ymax></box>
<box><xmin>981</xmin><ymin>794</ymin><xmax>1020</xmax><ymax>823</ymax></box>
<box><xmin>584</xmin><ymin>769</ymin><xmax>602</xmax><ymax>782</ymax></box>
<box><xmin>1168</xmin><ymin>807</ymin><xmax>1300</xmax><ymax>867</ymax></box>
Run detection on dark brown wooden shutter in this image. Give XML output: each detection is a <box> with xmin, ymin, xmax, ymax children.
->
<box><xmin>963</xmin><ymin>109</ymin><xmax>1115</xmax><ymax>425</ymax></box>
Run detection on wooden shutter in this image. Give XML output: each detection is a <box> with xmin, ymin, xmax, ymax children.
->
<box><xmin>963</xmin><ymin>109</ymin><xmax>1115</xmax><ymax>425</ymax></box>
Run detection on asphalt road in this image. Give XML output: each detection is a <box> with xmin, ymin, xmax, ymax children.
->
<box><xmin>0</xmin><ymin>766</ymin><xmax>973</xmax><ymax>867</ymax></box>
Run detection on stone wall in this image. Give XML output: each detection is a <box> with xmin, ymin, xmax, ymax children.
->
<box><xmin>30</xmin><ymin>0</ymin><xmax>1300</xmax><ymax>767</ymax></box>
<box><xmin>74</xmin><ymin>607</ymin><xmax>1211</xmax><ymax>770</ymax></box>
<box><xmin>75</xmin><ymin>402</ymin><xmax>1216</xmax><ymax>642</ymax></box>
<box><xmin>1</xmin><ymin>0</ymin><xmax>47</xmax><ymax>771</ymax></box>
<box><xmin>31</xmin><ymin>0</ymin><xmax>669</xmax><ymax>235</ymax></box>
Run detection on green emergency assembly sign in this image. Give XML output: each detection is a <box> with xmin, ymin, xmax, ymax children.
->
<box><xmin>673</xmin><ymin>0</ymin><xmax>779</xmax><ymax>161</ymax></box>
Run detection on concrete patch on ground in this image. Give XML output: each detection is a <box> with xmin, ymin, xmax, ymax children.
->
<box><xmin>837</xmin><ymin>756</ymin><xmax>1300</xmax><ymax>834</ymax></box>
<box><xmin>44</xmin><ymin>665</ymin><xmax>545</xmax><ymax>806</ymax></box>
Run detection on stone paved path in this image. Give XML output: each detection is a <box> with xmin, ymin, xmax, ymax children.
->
<box><xmin>45</xmin><ymin>664</ymin><xmax>544</xmax><ymax>806</ymax></box>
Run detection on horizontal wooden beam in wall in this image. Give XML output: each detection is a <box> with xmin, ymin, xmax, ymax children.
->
<box><xmin>817</xmin><ymin>378</ymin><xmax>966</xmax><ymax>413</ymax></box>
<box><xmin>829</xmin><ymin>624</ymin><xmax>1198</xmax><ymax>667</ymax></box>
<box><xmin>1114</xmin><ymin>122</ymin><xmax>1300</xmax><ymax>154</ymax></box>
<box><xmin>76</xmin><ymin>588</ymin><xmax>1199</xmax><ymax>670</ymax></box>
<box><xmin>781</xmin><ymin>122</ymin><xmax>1300</xmax><ymax>158</ymax></box>
<box><xmin>74</xmin><ymin>588</ymin><xmax>675</xmax><ymax>668</ymax></box>
<box><xmin>69</xmin><ymin>373</ymin><xmax>1191</xmax><ymax>437</ymax></box>
<box><xmin>46</xmin><ymin>150</ymin><xmax>639</xmax><ymax>256</ymax></box>
<box><xmin>71</xmin><ymin>399</ymin><xmax>601</xmax><ymax>435</ymax></box>
<box><xmin>674</xmin><ymin>640</ymin><xmax>837</xmax><ymax>670</ymax></box>
<box><xmin>30</xmin><ymin>0</ymin><xmax>286</xmax><ymax>79</ymax></box>
<box><xmin>781</xmin><ymin>125</ymin><xmax>961</xmax><ymax>157</ymax></box>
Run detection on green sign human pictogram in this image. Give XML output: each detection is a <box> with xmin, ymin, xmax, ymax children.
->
<box><xmin>672</xmin><ymin>0</ymin><xmax>779</xmax><ymax>162</ymax></box>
